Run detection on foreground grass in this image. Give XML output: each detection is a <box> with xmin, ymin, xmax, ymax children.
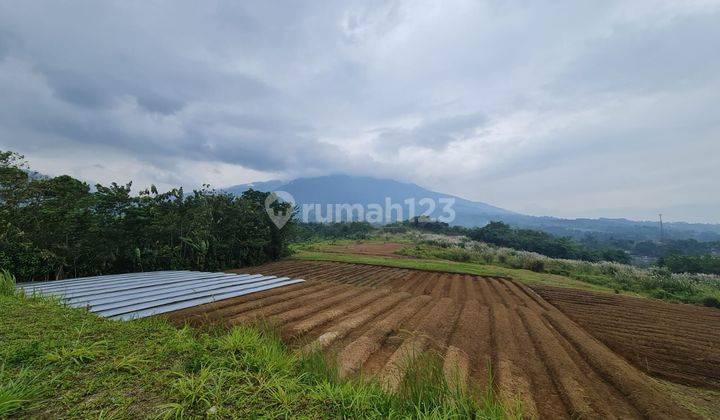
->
<box><xmin>295</xmin><ymin>250</ymin><xmax>619</xmax><ymax>293</ymax></box>
<box><xmin>0</xmin><ymin>289</ymin><xmax>517</xmax><ymax>418</ymax></box>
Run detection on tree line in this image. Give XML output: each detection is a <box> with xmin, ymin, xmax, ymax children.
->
<box><xmin>393</xmin><ymin>218</ymin><xmax>720</xmax><ymax>269</ymax></box>
<box><xmin>390</xmin><ymin>218</ymin><xmax>632</xmax><ymax>263</ymax></box>
<box><xmin>0</xmin><ymin>151</ymin><xmax>294</xmax><ymax>282</ymax></box>
<box><xmin>657</xmin><ymin>253</ymin><xmax>720</xmax><ymax>275</ymax></box>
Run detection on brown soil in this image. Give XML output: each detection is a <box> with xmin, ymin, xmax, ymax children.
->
<box><xmin>165</xmin><ymin>260</ymin><xmax>707</xmax><ymax>419</ymax></box>
<box><xmin>532</xmin><ymin>285</ymin><xmax>720</xmax><ymax>391</ymax></box>
<box><xmin>319</xmin><ymin>242</ymin><xmax>411</xmax><ymax>258</ymax></box>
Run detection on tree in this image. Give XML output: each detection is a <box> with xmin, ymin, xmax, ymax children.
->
<box><xmin>0</xmin><ymin>150</ymin><xmax>293</xmax><ymax>281</ymax></box>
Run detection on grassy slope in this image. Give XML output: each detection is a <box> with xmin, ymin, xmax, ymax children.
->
<box><xmin>0</xmin><ymin>291</ymin><xmax>516</xmax><ymax>419</ymax></box>
<box><xmin>295</xmin><ymin>250</ymin><xmax>623</xmax><ymax>293</ymax></box>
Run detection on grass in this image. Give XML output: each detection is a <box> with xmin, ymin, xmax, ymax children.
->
<box><xmin>0</xmin><ymin>269</ymin><xmax>16</xmax><ymax>297</ymax></box>
<box><xmin>0</xmin><ymin>366</ymin><xmax>43</xmax><ymax>417</ymax></box>
<box><xmin>0</xmin><ymin>289</ymin><xmax>520</xmax><ymax>419</ymax></box>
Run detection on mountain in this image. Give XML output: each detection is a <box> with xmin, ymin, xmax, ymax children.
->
<box><xmin>225</xmin><ymin>175</ymin><xmax>720</xmax><ymax>241</ymax></box>
<box><xmin>225</xmin><ymin>174</ymin><xmax>514</xmax><ymax>225</ymax></box>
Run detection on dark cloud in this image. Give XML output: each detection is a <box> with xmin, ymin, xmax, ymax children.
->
<box><xmin>374</xmin><ymin>112</ymin><xmax>488</xmax><ymax>152</ymax></box>
<box><xmin>135</xmin><ymin>94</ymin><xmax>185</xmax><ymax>115</ymax></box>
<box><xmin>46</xmin><ymin>69</ymin><xmax>115</xmax><ymax>108</ymax></box>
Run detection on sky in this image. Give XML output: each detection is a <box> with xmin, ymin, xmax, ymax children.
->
<box><xmin>1</xmin><ymin>0</ymin><xmax>719</xmax><ymax>223</ymax></box>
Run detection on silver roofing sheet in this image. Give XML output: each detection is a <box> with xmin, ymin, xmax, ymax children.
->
<box><xmin>18</xmin><ymin>270</ymin><xmax>304</xmax><ymax>321</ymax></box>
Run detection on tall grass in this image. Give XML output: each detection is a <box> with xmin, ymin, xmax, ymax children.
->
<box><xmin>390</xmin><ymin>351</ymin><xmax>517</xmax><ymax>419</ymax></box>
<box><xmin>167</xmin><ymin>324</ymin><xmax>518</xmax><ymax>419</ymax></box>
<box><xmin>0</xmin><ymin>269</ymin><xmax>16</xmax><ymax>297</ymax></box>
<box><xmin>0</xmin><ymin>365</ymin><xmax>43</xmax><ymax>417</ymax></box>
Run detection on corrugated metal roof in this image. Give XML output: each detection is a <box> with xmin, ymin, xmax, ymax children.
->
<box><xmin>17</xmin><ymin>271</ymin><xmax>304</xmax><ymax>320</ymax></box>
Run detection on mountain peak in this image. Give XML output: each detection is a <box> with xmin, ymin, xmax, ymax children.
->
<box><xmin>225</xmin><ymin>174</ymin><xmax>514</xmax><ymax>225</ymax></box>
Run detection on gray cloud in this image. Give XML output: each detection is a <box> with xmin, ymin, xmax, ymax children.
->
<box><xmin>374</xmin><ymin>112</ymin><xmax>488</xmax><ymax>152</ymax></box>
<box><xmin>0</xmin><ymin>0</ymin><xmax>718</xmax><ymax>222</ymax></box>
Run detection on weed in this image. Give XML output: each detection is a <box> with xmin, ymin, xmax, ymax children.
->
<box><xmin>44</xmin><ymin>340</ymin><xmax>107</xmax><ymax>366</ymax></box>
<box><xmin>0</xmin><ymin>269</ymin><xmax>16</xmax><ymax>297</ymax></box>
<box><xmin>105</xmin><ymin>355</ymin><xmax>149</xmax><ymax>374</ymax></box>
<box><xmin>0</xmin><ymin>365</ymin><xmax>44</xmax><ymax>417</ymax></box>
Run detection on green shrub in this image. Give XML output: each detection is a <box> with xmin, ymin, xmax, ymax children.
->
<box><xmin>525</xmin><ymin>259</ymin><xmax>545</xmax><ymax>273</ymax></box>
<box><xmin>0</xmin><ymin>269</ymin><xmax>16</xmax><ymax>297</ymax></box>
<box><xmin>702</xmin><ymin>296</ymin><xmax>720</xmax><ymax>308</ymax></box>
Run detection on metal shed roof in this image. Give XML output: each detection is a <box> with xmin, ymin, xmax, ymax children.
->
<box><xmin>17</xmin><ymin>271</ymin><xmax>304</xmax><ymax>320</ymax></box>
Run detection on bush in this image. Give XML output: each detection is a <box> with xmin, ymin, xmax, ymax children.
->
<box><xmin>702</xmin><ymin>296</ymin><xmax>720</xmax><ymax>308</ymax></box>
<box><xmin>439</xmin><ymin>248</ymin><xmax>472</xmax><ymax>263</ymax></box>
<box><xmin>525</xmin><ymin>260</ymin><xmax>545</xmax><ymax>273</ymax></box>
<box><xmin>0</xmin><ymin>269</ymin><xmax>16</xmax><ymax>296</ymax></box>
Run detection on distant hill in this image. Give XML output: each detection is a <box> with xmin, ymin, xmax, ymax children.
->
<box><xmin>225</xmin><ymin>175</ymin><xmax>720</xmax><ymax>242</ymax></box>
<box><xmin>226</xmin><ymin>175</ymin><xmax>514</xmax><ymax>225</ymax></box>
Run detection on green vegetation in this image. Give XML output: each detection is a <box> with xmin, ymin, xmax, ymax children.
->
<box><xmin>292</xmin><ymin>221</ymin><xmax>376</xmax><ymax>241</ymax></box>
<box><xmin>0</xmin><ymin>151</ymin><xmax>293</xmax><ymax>281</ymax></box>
<box><xmin>389</xmin><ymin>219</ymin><xmax>631</xmax><ymax>263</ymax></box>
<box><xmin>388</xmin><ymin>218</ymin><xmax>720</xmax><ymax>266</ymax></box>
<box><xmin>466</xmin><ymin>221</ymin><xmax>631</xmax><ymax>263</ymax></box>
<box><xmin>618</xmin><ymin>238</ymin><xmax>720</xmax><ymax>259</ymax></box>
<box><xmin>658</xmin><ymin>253</ymin><xmax>720</xmax><ymax>275</ymax></box>
<box><xmin>0</xmin><ymin>289</ymin><xmax>518</xmax><ymax>419</ymax></box>
<box><xmin>0</xmin><ymin>269</ymin><xmax>15</xmax><ymax>297</ymax></box>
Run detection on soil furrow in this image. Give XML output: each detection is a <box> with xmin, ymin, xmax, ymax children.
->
<box><xmin>166</xmin><ymin>281</ymin><xmax>318</xmax><ymax>323</ymax></box>
<box><xmin>491</xmin><ymin>305</ymin><xmax>538</xmax><ymax>417</ymax></box>
<box><xmin>268</xmin><ymin>286</ymin><xmax>372</xmax><ymax>326</ymax></box>
<box><xmin>303</xmin><ymin>292</ymin><xmax>417</xmax><ymax>352</ymax></box>
<box><xmin>542</xmin><ymin>308</ymin><xmax>700</xmax><ymax>418</ymax></box>
<box><xmin>227</xmin><ymin>283</ymin><xmax>355</xmax><ymax>325</ymax></box>
<box><xmin>196</xmin><ymin>281</ymin><xmax>330</xmax><ymax>320</ymax></box>
<box><xmin>378</xmin><ymin>297</ymin><xmax>460</xmax><ymax>391</ymax></box>
<box><xmin>283</xmin><ymin>288</ymin><xmax>392</xmax><ymax>341</ymax></box>
<box><xmin>443</xmin><ymin>300</ymin><xmax>491</xmax><ymax>392</ymax></box>
<box><xmin>335</xmin><ymin>295</ymin><xmax>436</xmax><ymax>378</ymax></box>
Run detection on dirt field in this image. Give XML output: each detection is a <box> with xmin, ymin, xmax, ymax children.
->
<box><xmin>167</xmin><ymin>260</ymin><xmax>702</xmax><ymax>418</ymax></box>
<box><xmin>533</xmin><ymin>285</ymin><xmax>720</xmax><ymax>390</ymax></box>
<box><xmin>318</xmin><ymin>242</ymin><xmax>410</xmax><ymax>258</ymax></box>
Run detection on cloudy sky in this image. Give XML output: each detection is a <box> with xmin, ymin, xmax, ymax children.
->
<box><xmin>1</xmin><ymin>1</ymin><xmax>719</xmax><ymax>222</ymax></box>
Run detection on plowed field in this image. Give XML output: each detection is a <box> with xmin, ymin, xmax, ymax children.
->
<box><xmin>167</xmin><ymin>260</ymin><xmax>701</xmax><ymax>419</ymax></box>
<box><xmin>533</xmin><ymin>285</ymin><xmax>720</xmax><ymax>390</ymax></box>
<box><xmin>319</xmin><ymin>242</ymin><xmax>410</xmax><ymax>258</ymax></box>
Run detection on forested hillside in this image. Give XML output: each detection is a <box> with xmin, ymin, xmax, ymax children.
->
<box><xmin>0</xmin><ymin>151</ymin><xmax>293</xmax><ymax>282</ymax></box>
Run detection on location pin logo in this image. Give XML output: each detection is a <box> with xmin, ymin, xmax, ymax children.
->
<box><xmin>264</xmin><ymin>191</ymin><xmax>295</xmax><ymax>228</ymax></box>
